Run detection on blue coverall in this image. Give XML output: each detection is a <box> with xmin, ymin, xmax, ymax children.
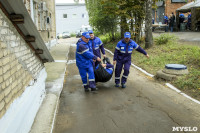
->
<box><xmin>76</xmin><ymin>38</ymin><xmax>97</xmax><ymax>89</ymax></box>
<box><xmin>89</xmin><ymin>36</ymin><xmax>105</xmax><ymax>66</ymax></box>
<box><xmin>164</xmin><ymin>15</ymin><xmax>169</xmax><ymax>32</ymax></box>
<box><xmin>187</xmin><ymin>14</ymin><xmax>191</xmax><ymax>29</ymax></box>
<box><xmin>113</xmin><ymin>39</ymin><xmax>147</xmax><ymax>85</ymax></box>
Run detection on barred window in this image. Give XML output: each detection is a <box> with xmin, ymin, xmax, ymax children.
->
<box><xmin>63</xmin><ymin>14</ymin><xmax>67</xmax><ymax>18</ymax></box>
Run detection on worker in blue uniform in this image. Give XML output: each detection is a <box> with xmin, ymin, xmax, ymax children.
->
<box><xmin>187</xmin><ymin>12</ymin><xmax>191</xmax><ymax>30</ymax></box>
<box><xmin>164</xmin><ymin>15</ymin><xmax>169</xmax><ymax>32</ymax></box>
<box><xmin>113</xmin><ymin>32</ymin><xmax>149</xmax><ymax>88</ymax></box>
<box><xmin>88</xmin><ymin>30</ymin><xmax>106</xmax><ymax>66</ymax></box>
<box><xmin>76</xmin><ymin>32</ymin><xmax>101</xmax><ymax>92</ymax></box>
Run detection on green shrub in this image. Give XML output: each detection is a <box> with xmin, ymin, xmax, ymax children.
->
<box><xmin>154</xmin><ymin>33</ymin><xmax>177</xmax><ymax>45</ymax></box>
<box><xmin>99</xmin><ymin>34</ymin><xmax>111</xmax><ymax>44</ymax></box>
<box><xmin>70</xmin><ymin>33</ymin><xmax>76</xmax><ymax>37</ymax></box>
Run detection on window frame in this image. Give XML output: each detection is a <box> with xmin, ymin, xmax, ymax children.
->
<box><xmin>63</xmin><ymin>14</ymin><xmax>67</xmax><ymax>19</ymax></box>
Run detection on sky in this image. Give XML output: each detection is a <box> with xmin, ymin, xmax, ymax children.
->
<box><xmin>56</xmin><ymin>0</ymin><xmax>85</xmax><ymax>3</ymax></box>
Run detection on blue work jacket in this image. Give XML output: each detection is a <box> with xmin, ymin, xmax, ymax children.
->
<box><xmin>76</xmin><ymin>39</ymin><xmax>97</xmax><ymax>68</ymax></box>
<box><xmin>89</xmin><ymin>37</ymin><xmax>105</xmax><ymax>58</ymax></box>
<box><xmin>113</xmin><ymin>39</ymin><xmax>139</xmax><ymax>62</ymax></box>
<box><xmin>113</xmin><ymin>39</ymin><xmax>147</xmax><ymax>63</ymax></box>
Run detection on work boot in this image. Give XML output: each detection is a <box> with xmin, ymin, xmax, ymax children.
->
<box><xmin>84</xmin><ymin>85</ymin><xmax>89</xmax><ymax>92</ymax></box>
<box><xmin>121</xmin><ymin>84</ymin><xmax>126</xmax><ymax>88</ymax></box>
<box><xmin>91</xmin><ymin>88</ymin><xmax>98</xmax><ymax>93</ymax></box>
<box><xmin>115</xmin><ymin>84</ymin><xmax>120</xmax><ymax>87</ymax></box>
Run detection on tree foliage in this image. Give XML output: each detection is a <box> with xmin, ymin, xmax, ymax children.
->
<box><xmin>85</xmin><ymin>0</ymin><xmax>154</xmax><ymax>46</ymax></box>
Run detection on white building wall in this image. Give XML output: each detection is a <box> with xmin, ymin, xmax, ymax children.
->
<box><xmin>56</xmin><ymin>4</ymin><xmax>89</xmax><ymax>34</ymax></box>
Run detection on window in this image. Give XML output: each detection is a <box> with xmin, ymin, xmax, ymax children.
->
<box><xmin>63</xmin><ymin>14</ymin><xmax>67</xmax><ymax>18</ymax></box>
<box><xmin>72</xmin><ymin>14</ymin><xmax>77</xmax><ymax>18</ymax></box>
<box><xmin>82</xmin><ymin>13</ymin><xmax>86</xmax><ymax>18</ymax></box>
<box><xmin>171</xmin><ymin>0</ymin><xmax>187</xmax><ymax>3</ymax></box>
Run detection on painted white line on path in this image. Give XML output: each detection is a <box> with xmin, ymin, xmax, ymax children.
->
<box><xmin>131</xmin><ymin>63</ymin><xmax>154</xmax><ymax>78</ymax></box>
<box><xmin>180</xmin><ymin>93</ymin><xmax>200</xmax><ymax>105</ymax></box>
<box><xmin>165</xmin><ymin>83</ymin><xmax>181</xmax><ymax>93</ymax></box>
<box><xmin>105</xmin><ymin>48</ymin><xmax>200</xmax><ymax>105</ymax></box>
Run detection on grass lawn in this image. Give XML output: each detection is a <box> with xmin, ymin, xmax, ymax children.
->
<box><xmin>103</xmin><ymin>33</ymin><xmax>200</xmax><ymax>100</ymax></box>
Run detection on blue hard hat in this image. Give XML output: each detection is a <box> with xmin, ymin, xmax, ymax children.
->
<box><xmin>82</xmin><ymin>32</ymin><xmax>91</xmax><ymax>39</ymax></box>
<box><xmin>88</xmin><ymin>30</ymin><xmax>93</xmax><ymax>34</ymax></box>
<box><xmin>124</xmin><ymin>32</ymin><xmax>131</xmax><ymax>38</ymax></box>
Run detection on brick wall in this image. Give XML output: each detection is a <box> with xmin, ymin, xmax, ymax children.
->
<box><xmin>0</xmin><ymin>8</ymin><xmax>44</xmax><ymax>118</ymax></box>
<box><xmin>165</xmin><ymin>0</ymin><xmax>193</xmax><ymax>16</ymax></box>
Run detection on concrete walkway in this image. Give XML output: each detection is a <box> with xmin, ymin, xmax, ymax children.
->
<box><xmin>29</xmin><ymin>38</ymin><xmax>78</xmax><ymax>133</ymax></box>
<box><xmin>53</xmin><ymin>41</ymin><xmax>200</xmax><ymax>133</ymax></box>
<box><xmin>29</xmin><ymin>36</ymin><xmax>200</xmax><ymax>133</ymax></box>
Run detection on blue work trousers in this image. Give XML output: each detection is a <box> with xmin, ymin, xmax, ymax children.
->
<box><xmin>78</xmin><ymin>66</ymin><xmax>96</xmax><ymax>89</ymax></box>
<box><xmin>115</xmin><ymin>60</ymin><xmax>131</xmax><ymax>85</ymax></box>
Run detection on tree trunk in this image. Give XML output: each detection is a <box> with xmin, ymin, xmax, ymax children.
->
<box><xmin>120</xmin><ymin>16</ymin><xmax>129</xmax><ymax>39</ymax></box>
<box><xmin>145</xmin><ymin>0</ymin><xmax>153</xmax><ymax>48</ymax></box>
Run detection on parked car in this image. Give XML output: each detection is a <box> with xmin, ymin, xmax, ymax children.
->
<box><xmin>76</xmin><ymin>26</ymin><xmax>93</xmax><ymax>38</ymax></box>
<box><xmin>76</xmin><ymin>30</ymin><xmax>82</xmax><ymax>38</ymax></box>
<box><xmin>57</xmin><ymin>33</ymin><xmax>60</xmax><ymax>39</ymax></box>
<box><xmin>62</xmin><ymin>32</ymin><xmax>71</xmax><ymax>38</ymax></box>
<box><xmin>57</xmin><ymin>33</ymin><xmax>63</xmax><ymax>39</ymax></box>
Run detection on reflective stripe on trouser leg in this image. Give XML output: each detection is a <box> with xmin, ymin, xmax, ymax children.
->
<box><xmin>78</xmin><ymin>67</ymin><xmax>88</xmax><ymax>85</ymax></box>
<box><xmin>121</xmin><ymin>61</ymin><xmax>131</xmax><ymax>84</ymax></box>
<box><xmin>115</xmin><ymin>62</ymin><xmax>123</xmax><ymax>84</ymax></box>
<box><xmin>88</xmin><ymin>66</ymin><xmax>96</xmax><ymax>88</ymax></box>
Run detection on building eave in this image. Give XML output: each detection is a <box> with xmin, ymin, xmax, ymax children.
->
<box><xmin>176</xmin><ymin>1</ymin><xmax>200</xmax><ymax>12</ymax></box>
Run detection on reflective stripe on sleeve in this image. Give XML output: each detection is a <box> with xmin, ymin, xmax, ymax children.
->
<box><xmin>115</xmin><ymin>77</ymin><xmax>120</xmax><ymax>79</ymax></box>
<box><xmin>115</xmin><ymin>47</ymin><xmax>120</xmax><ymax>50</ymax></box>
<box><xmin>77</xmin><ymin>48</ymin><xmax>89</xmax><ymax>54</ymax></box>
<box><xmin>135</xmin><ymin>45</ymin><xmax>139</xmax><ymax>49</ymax></box>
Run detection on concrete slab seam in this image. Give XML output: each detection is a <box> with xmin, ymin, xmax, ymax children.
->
<box><xmin>105</xmin><ymin>48</ymin><xmax>200</xmax><ymax>105</ymax></box>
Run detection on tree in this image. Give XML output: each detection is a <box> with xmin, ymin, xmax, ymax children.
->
<box><xmin>85</xmin><ymin>0</ymin><xmax>118</xmax><ymax>40</ymax></box>
<box><xmin>86</xmin><ymin>0</ymin><xmax>152</xmax><ymax>44</ymax></box>
<box><xmin>145</xmin><ymin>0</ymin><xmax>153</xmax><ymax>48</ymax></box>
